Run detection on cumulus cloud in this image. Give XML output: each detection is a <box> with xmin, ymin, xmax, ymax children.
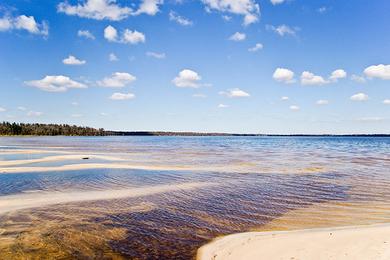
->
<box><xmin>63</xmin><ymin>55</ymin><xmax>86</xmax><ymax>65</ymax></box>
<box><xmin>58</xmin><ymin>0</ymin><xmax>132</xmax><ymax>20</ymax></box>
<box><xmin>248</xmin><ymin>43</ymin><xmax>263</xmax><ymax>52</ymax></box>
<box><xmin>0</xmin><ymin>107</ymin><xmax>6</xmax><ymax>112</ymax></box>
<box><xmin>363</xmin><ymin>64</ymin><xmax>390</xmax><ymax>80</ymax></box>
<box><xmin>110</xmin><ymin>92</ymin><xmax>135</xmax><ymax>100</ymax></box>
<box><xmin>17</xmin><ymin>106</ymin><xmax>27</xmax><ymax>111</ymax></box>
<box><xmin>219</xmin><ymin>88</ymin><xmax>250</xmax><ymax>98</ymax></box>
<box><xmin>329</xmin><ymin>69</ymin><xmax>347</xmax><ymax>82</ymax></box>
<box><xmin>58</xmin><ymin>0</ymin><xmax>163</xmax><ymax>20</ymax></box>
<box><xmin>202</xmin><ymin>0</ymin><xmax>260</xmax><ymax>26</ymax></box>
<box><xmin>301</xmin><ymin>71</ymin><xmax>329</xmax><ymax>86</ymax></box>
<box><xmin>25</xmin><ymin>75</ymin><xmax>87</xmax><ymax>92</ymax></box>
<box><xmin>172</xmin><ymin>69</ymin><xmax>202</xmax><ymax>88</ymax></box>
<box><xmin>97</xmin><ymin>72</ymin><xmax>136</xmax><ymax>88</ymax></box>
<box><xmin>350</xmin><ymin>93</ymin><xmax>368</xmax><ymax>101</ymax></box>
<box><xmin>289</xmin><ymin>105</ymin><xmax>299</xmax><ymax>111</ymax></box>
<box><xmin>229</xmin><ymin>32</ymin><xmax>246</xmax><ymax>41</ymax></box>
<box><xmin>109</xmin><ymin>53</ymin><xmax>118</xmax><ymax>61</ymax></box>
<box><xmin>104</xmin><ymin>25</ymin><xmax>145</xmax><ymax>44</ymax></box>
<box><xmin>351</xmin><ymin>74</ymin><xmax>366</xmax><ymax>83</ymax></box>
<box><xmin>78</xmin><ymin>29</ymin><xmax>95</xmax><ymax>39</ymax></box>
<box><xmin>383</xmin><ymin>99</ymin><xmax>390</xmax><ymax>105</ymax></box>
<box><xmin>267</xmin><ymin>24</ymin><xmax>297</xmax><ymax>36</ymax></box>
<box><xmin>218</xmin><ymin>104</ymin><xmax>229</xmax><ymax>108</ymax></box>
<box><xmin>0</xmin><ymin>15</ymin><xmax>48</xmax><ymax>36</ymax></box>
<box><xmin>270</xmin><ymin>0</ymin><xmax>285</xmax><ymax>5</ymax></box>
<box><xmin>316</xmin><ymin>99</ymin><xmax>329</xmax><ymax>105</ymax></box>
<box><xmin>281</xmin><ymin>96</ymin><xmax>289</xmax><ymax>101</ymax></box>
<box><xmin>169</xmin><ymin>11</ymin><xmax>193</xmax><ymax>26</ymax></box>
<box><xmin>273</xmin><ymin>68</ymin><xmax>295</xmax><ymax>83</ymax></box>
<box><xmin>146</xmin><ymin>51</ymin><xmax>166</xmax><ymax>59</ymax></box>
<box><xmin>133</xmin><ymin>0</ymin><xmax>163</xmax><ymax>16</ymax></box>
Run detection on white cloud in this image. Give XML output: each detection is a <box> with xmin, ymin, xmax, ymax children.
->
<box><xmin>281</xmin><ymin>96</ymin><xmax>289</xmax><ymax>101</ymax></box>
<box><xmin>329</xmin><ymin>69</ymin><xmax>347</xmax><ymax>82</ymax></box>
<box><xmin>169</xmin><ymin>11</ymin><xmax>193</xmax><ymax>26</ymax></box>
<box><xmin>97</xmin><ymin>72</ymin><xmax>136</xmax><ymax>88</ymax></box>
<box><xmin>25</xmin><ymin>75</ymin><xmax>87</xmax><ymax>92</ymax></box>
<box><xmin>229</xmin><ymin>32</ymin><xmax>246</xmax><ymax>41</ymax></box>
<box><xmin>363</xmin><ymin>64</ymin><xmax>390</xmax><ymax>80</ymax></box>
<box><xmin>222</xmin><ymin>15</ymin><xmax>231</xmax><ymax>21</ymax></box>
<box><xmin>273</xmin><ymin>68</ymin><xmax>295</xmax><ymax>83</ymax></box>
<box><xmin>27</xmin><ymin>111</ymin><xmax>43</xmax><ymax>117</ymax></box>
<box><xmin>71</xmin><ymin>102</ymin><xmax>79</xmax><ymax>106</ymax></box>
<box><xmin>17</xmin><ymin>106</ymin><xmax>26</xmax><ymax>111</ymax></box>
<box><xmin>267</xmin><ymin>24</ymin><xmax>297</xmax><ymax>36</ymax></box>
<box><xmin>219</xmin><ymin>88</ymin><xmax>250</xmax><ymax>98</ymax></box>
<box><xmin>57</xmin><ymin>0</ymin><xmax>132</xmax><ymax>21</ymax></box>
<box><xmin>146</xmin><ymin>51</ymin><xmax>166</xmax><ymax>59</ymax></box>
<box><xmin>104</xmin><ymin>25</ymin><xmax>145</xmax><ymax>44</ymax></box>
<box><xmin>100</xmin><ymin>112</ymin><xmax>109</xmax><ymax>116</ymax></box>
<box><xmin>172</xmin><ymin>69</ymin><xmax>202</xmax><ymax>88</ymax></box>
<box><xmin>350</xmin><ymin>93</ymin><xmax>368</xmax><ymax>101</ymax></box>
<box><xmin>248</xmin><ymin>43</ymin><xmax>263</xmax><ymax>52</ymax></box>
<box><xmin>63</xmin><ymin>55</ymin><xmax>86</xmax><ymax>65</ymax></box>
<box><xmin>0</xmin><ymin>107</ymin><xmax>6</xmax><ymax>112</ymax></box>
<box><xmin>218</xmin><ymin>104</ymin><xmax>229</xmax><ymax>108</ymax></box>
<box><xmin>383</xmin><ymin>99</ymin><xmax>390</xmax><ymax>105</ymax></box>
<box><xmin>316</xmin><ymin>99</ymin><xmax>329</xmax><ymax>105</ymax></box>
<box><xmin>133</xmin><ymin>0</ymin><xmax>163</xmax><ymax>16</ymax></box>
<box><xmin>355</xmin><ymin>117</ymin><xmax>384</xmax><ymax>122</ymax></box>
<box><xmin>110</xmin><ymin>92</ymin><xmax>135</xmax><ymax>100</ymax></box>
<box><xmin>104</xmin><ymin>25</ymin><xmax>118</xmax><ymax>41</ymax></box>
<box><xmin>58</xmin><ymin>0</ymin><xmax>162</xmax><ymax>20</ymax></box>
<box><xmin>301</xmin><ymin>71</ymin><xmax>329</xmax><ymax>86</ymax></box>
<box><xmin>270</xmin><ymin>0</ymin><xmax>285</xmax><ymax>5</ymax></box>
<box><xmin>202</xmin><ymin>0</ymin><xmax>260</xmax><ymax>26</ymax></box>
<box><xmin>122</xmin><ymin>29</ymin><xmax>146</xmax><ymax>44</ymax></box>
<box><xmin>71</xmin><ymin>114</ymin><xmax>83</xmax><ymax>118</ymax></box>
<box><xmin>109</xmin><ymin>53</ymin><xmax>118</xmax><ymax>61</ymax></box>
<box><xmin>0</xmin><ymin>15</ymin><xmax>48</xmax><ymax>36</ymax></box>
<box><xmin>78</xmin><ymin>29</ymin><xmax>95</xmax><ymax>39</ymax></box>
<box><xmin>289</xmin><ymin>105</ymin><xmax>299</xmax><ymax>111</ymax></box>
<box><xmin>317</xmin><ymin>6</ymin><xmax>328</xmax><ymax>13</ymax></box>
<box><xmin>351</xmin><ymin>74</ymin><xmax>366</xmax><ymax>83</ymax></box>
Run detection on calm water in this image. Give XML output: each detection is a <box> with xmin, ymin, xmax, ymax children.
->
<box><xmin>0</xmin><ymin>136</ymin><xmax>389</xmax><ymax>259</ymax></box>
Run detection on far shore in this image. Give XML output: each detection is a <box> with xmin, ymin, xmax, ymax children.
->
<box><xmin>197</xmin><ymin>224</ymin><xmax>390</xmax><ymax>260</ymax></box>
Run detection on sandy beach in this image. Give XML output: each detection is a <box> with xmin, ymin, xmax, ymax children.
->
<box><xmin>197</xmin><ymin>224</ymin><xmax>390</xmax><ymax>260</ymax></box>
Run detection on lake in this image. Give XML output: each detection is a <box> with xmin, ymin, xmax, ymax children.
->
<box><xmin>0</xmin><ymin>136</ymin><xmax>390</xmax><ymax>259</ymax></box>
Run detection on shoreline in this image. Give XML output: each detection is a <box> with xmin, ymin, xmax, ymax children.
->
<box><xmin>197</xmin><ymin>223</ymin><xmax>390</xmax><ymax>260</ymax></box>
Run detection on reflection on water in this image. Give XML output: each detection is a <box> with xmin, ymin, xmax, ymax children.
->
<box><xmin>0</xmin><ymin>136</ymin><xmax>390</xmax><ymax>259</ymax></box>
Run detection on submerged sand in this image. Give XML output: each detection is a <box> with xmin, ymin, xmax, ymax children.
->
<box><xmin>197</xmin><ymin>224</ymin><xmax>390</xmax><ymax>260</ymax></box>
<box><xmin>0</xmin><ymin>182</ymin><xmax>211</xmax><ymax>215</ymax></box>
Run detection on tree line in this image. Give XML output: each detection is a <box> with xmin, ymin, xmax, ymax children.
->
<box><xmin>0</xmin><ymin>122</ymin><xmax>105</xmax><ymax>136</ymax></box>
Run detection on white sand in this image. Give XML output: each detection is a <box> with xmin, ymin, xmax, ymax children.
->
<box><xmin>0</xmin><ymin>182</ymin><xmax>210</xmax><ymax>215</ymax></box>
<box><xmin>197</xmin><ymin>224</ymin><xmax>390</xmax><ymax>260</ymax></box>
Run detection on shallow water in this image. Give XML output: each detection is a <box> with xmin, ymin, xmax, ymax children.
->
<box><xmin>0</xmin><ymin>136</ymin><xmax>389</xmax><ymax>259</ymax></box>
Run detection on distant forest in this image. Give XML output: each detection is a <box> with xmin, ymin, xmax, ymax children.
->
<box><xmin>0</xmin><ymin>122</ymin><xmax>389</xmax><ymax>137</ymax></box>
<box><xmin>0</xmin><ymin>122</ymin><xmax>105</xmax><ymax>136</ymax></box>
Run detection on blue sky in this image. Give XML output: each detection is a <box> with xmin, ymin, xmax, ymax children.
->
<box><xmin>0</xmin><ymin>0</ymin><xmax>389</xmax><ymax>134</ymax></box>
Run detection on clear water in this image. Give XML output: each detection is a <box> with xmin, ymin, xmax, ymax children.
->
<box><xmin>0</xmin><ymin>136</ymin><xmax>389</xmax><ymax>259</ymax></box>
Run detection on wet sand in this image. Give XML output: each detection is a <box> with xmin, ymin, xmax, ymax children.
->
<box><xmin>197</xmin><ymin>224</ymin><xmax>390</xmax><ymax>260</ymax></box>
